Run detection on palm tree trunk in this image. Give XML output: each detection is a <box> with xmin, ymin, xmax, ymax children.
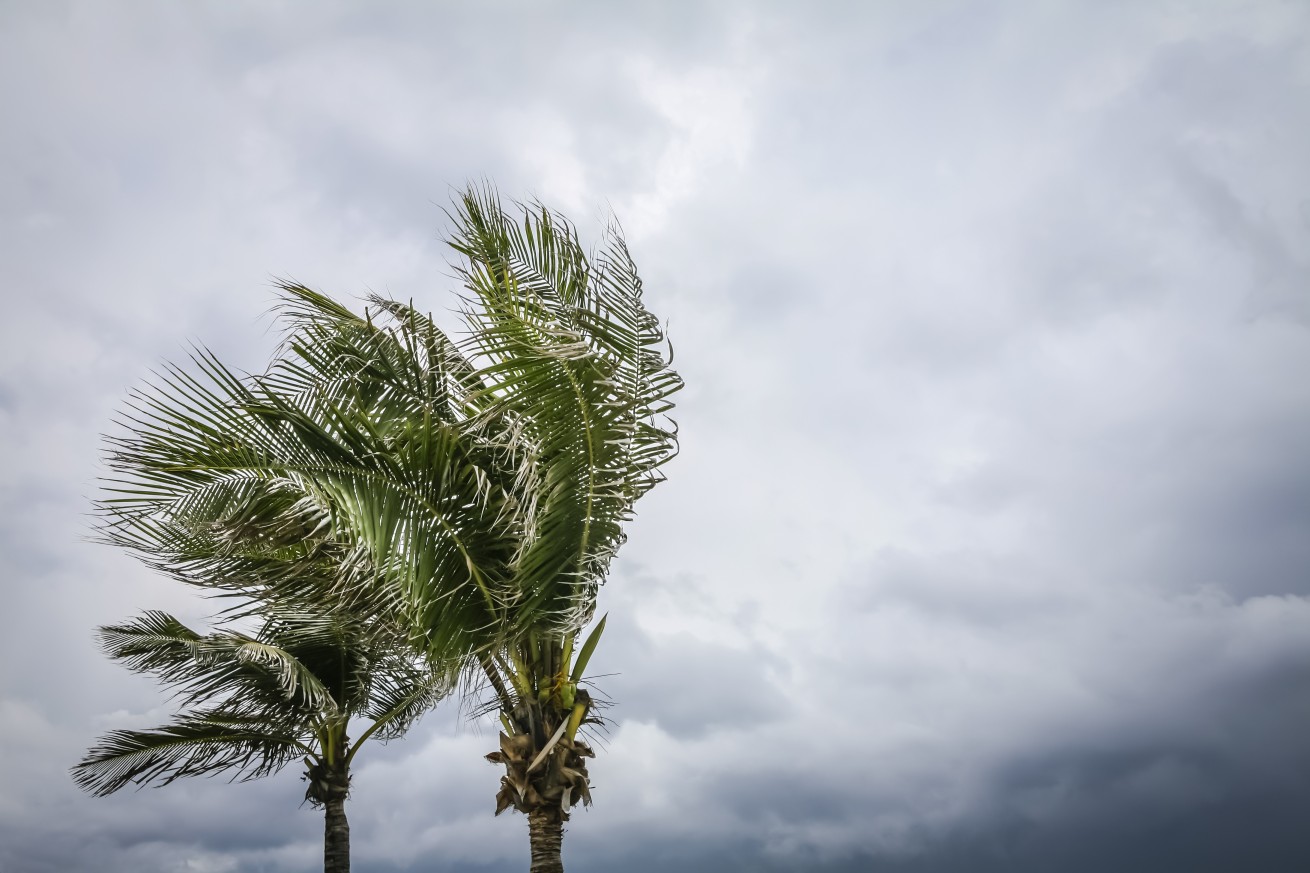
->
<box><xmin>527</xmin><ymin>809</ymin><xmax>564</xmax><ymax>873</ymax></box>
<box><xmin>324</xmin><ymin>795</ymin><xmax>350</xmax><ymax>873</ymax></box>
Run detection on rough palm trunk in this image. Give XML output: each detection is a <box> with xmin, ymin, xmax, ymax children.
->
<box><xmin>484</xmin><ymin>647</ymin><xmax>599</xmax><ymax>873</ymax></box>
<box><xmin>489</xmin><ymin>728</ymin><xmax>593</xmax><ymax>873</ymax></box>
<box><xmin>324</xmin><ymin>793</ymin><xmax>350</xmax><ymax>873</ymax></box>
<box><xmin>310</xmin><ymin>758</ymin><xmax>351</xmax><ymax>873</ymax></box>
<box><xmin>528</xmin><ymin>809</ymin><xmax>564</xmax><ymax>873</ymax></box>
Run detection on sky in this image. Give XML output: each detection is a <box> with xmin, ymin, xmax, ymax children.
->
<box><xmin>2</xmin><ymin>1</ymin><xmax>1309</xmax><ymax>871</ymax></box>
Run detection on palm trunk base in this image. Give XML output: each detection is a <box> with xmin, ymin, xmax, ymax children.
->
<box><xmin>528</xmin><ymin>808</ymin><xmax>564</xmax><ymax>873</ymax></box>
<box><xmin>325</xmin><ymin>795</ymin><xmax>350</xmax><ymax>873</ymax></box>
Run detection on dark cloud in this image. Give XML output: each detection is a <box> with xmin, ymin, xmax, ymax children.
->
<box><xmin>595</xmin><ymin>616</ymin><xmax>786</xmax><ymax>740</ymax></box>
<box><xmin>3</xmin><ymin>1</ymin><xmax>1310</xmax><ymax>871</ymax></box>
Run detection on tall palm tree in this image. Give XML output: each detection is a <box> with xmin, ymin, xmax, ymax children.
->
<box><xmin>73</xmin><ymin>609</ymin><xmax>447</xmax><ymax>873</ymax></box>
<box><xmin>440</xmin><ymin>188</ymin><xmax>681</xmax><ymax>872</ymax></box>
<box><xmin>93</xmin><ymin>184</ymin><xmax>681</xmax><ymax>871</ymax></box>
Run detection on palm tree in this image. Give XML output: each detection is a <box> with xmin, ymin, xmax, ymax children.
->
<box><xmin>441</xmin><ymin>188</ymin><xmax>681</xmax><ymax>872</ymax></box>
<box><xmin>93</xmin><ymin>184</ymin><xmax>681</xmax><ymax>871</ymax></box>
<box><xmin>73</xmin><ymin>609</ymin><xmax>447</xmax><ymax>873</ymax></box>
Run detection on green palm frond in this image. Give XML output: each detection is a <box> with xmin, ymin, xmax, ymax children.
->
<box><xmin>98</xmin><ymin>611</ymin><xmax>339</xmax><ymax>714</ymax></box>
<box><xmin>80</xmin><ymin>605</ymin><xmax>450</xmax><ymax>797</ymax></box>
<box><xmin>99</xmin><ymin>611</ymin><xmax>205</xmax><ymax>676</ymax></box>
<box><xmin>99</xmin><ymin>305</ymin><xmax>524</xmax><ymax>661</ymax></box>
<box><xmin>444</xmin><ymin>187</ymin><xmax>682</xmax><ymax>635</ymax></box>
<box><xmin>93</xmin><ymin>181</ymin><xmax>679</xmax><ymax>694</ymax></box>
<box><xmin>71</xmin><ymin>709</ymin><xmax>312</xmax><ymax>797</ymax></box>
<box><xmin>227</xmin><ymin>639</ymin><xmax>340</xmax><ymax>713</ymax></box>
<box><xmin>353</xmin><ymin>658</ymin><xmax>452</xmax><ymax>751</ymax></box>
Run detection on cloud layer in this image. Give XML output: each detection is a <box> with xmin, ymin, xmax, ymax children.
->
<box><xmin>3</xmin><ymin>2</ymin><xmax>1309</xmax><ymax>871</ymax></box>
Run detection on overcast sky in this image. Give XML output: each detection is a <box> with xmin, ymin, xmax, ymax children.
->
<box><xmin>3</xmin><ymin>1</ymin><xmax>1309</xmax><ymax>871</ymax></box>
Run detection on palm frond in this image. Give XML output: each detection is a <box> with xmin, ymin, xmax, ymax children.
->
<box><xmin>444</xmin><ymin>186</ymin><xmax>682</xmax><ymax>636</ymax></box>
<box><xmin>95</xmin><ymin>321</ymin><xmax>515</xmax><ymax>662</ymax></box>
<box><xmin>99</xmin><ymin>611</ymin><xmax>206</xmax><ymax>676</ymax></box>
<box><xmin>98</xmin><ymin>611</ymin><xmax>340</xmax><ymax>714</ymax></box>
<box><xmin>353</xmin><ymin>658</ymin><xmax>453</xmax><ymax>751</ymax></box>
<box><xmin>71</xmin><ymin>709</ymin><xmax>311</xmax><ymax>796</ymax></box>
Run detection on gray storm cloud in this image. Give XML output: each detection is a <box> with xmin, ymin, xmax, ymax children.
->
<box><xmin>2</xmin><ymin>2</ymin><xmax>1308</xmax><ymax>872</ymax></box>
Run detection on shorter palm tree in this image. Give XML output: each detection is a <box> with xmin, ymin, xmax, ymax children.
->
<box><xmin>73</xmin><ymin>609</ymin><xmax>448</xmax><ymax>873</ymax></box>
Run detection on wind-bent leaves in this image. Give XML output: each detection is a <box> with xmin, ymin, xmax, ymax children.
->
<box><xmin>74</xmin><ymin>608</ymin><xmax>450</xmax><ymax>796</ymax></box>
<box><xmin>73</xmin><ymin>710</ymin><xmax>310</xmax><ymax>796</ymax></box>
<box><xmin>445</xmin><ymin>188</ymin><xmax>681</xmax><ymax>636</ymax></box>
<box><xmin>86</xmin><ymin>183</ymin><xmax>681</xmax><ymax>873</ymax></box>
<box><xmin>95</xmin><ymin>184</ymin><xmax>681</xmax><ymax>667</ymax></box>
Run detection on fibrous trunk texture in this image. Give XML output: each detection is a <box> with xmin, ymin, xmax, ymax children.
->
<box><xmin>308</xmin><ymin>761</ymin><xmax>351</xmax><ymax>873</ymax></box>
<box><xmin>324</xmin><ymin>794</ymin><xmax>350</xmax><ymax>873</ymax></box>
<box><xmin>486</xmin><ymin>713</ymin><xmax>594</xmax><ymax>873</ymax></box>
<box><xmin>528</xmin><ymin>808</ymin><xmax>565</xmax><ymax>873</ymax></box>
<box><xmin>488</xmin><ymin>729</ymin><xmax>594</xmax><ymax>818</ymax></box>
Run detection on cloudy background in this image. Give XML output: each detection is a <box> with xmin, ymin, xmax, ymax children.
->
<box><xmin>3</xmin><ymin>1</ymin><xmax>1310</xmax><ymax>870</ymax></box>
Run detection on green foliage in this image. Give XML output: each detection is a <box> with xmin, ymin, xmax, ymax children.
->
<box><xmin>73</xmin><ymin>608</ymin><xmax>447</xmax><ymax>797</ymax></box>
<box><xmin>96</xmin><ymin>183</ymin><xmax>681</xmax><ymax>667</ymax></box>
<box><xmin>83</xmin><ymin>184</ymin><xmax>681</xmax><ymax>842</ymax></box>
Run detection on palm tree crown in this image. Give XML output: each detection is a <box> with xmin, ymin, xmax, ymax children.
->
<box><xmin>75</xmin><ymin>608</ymin><xmax>447</xmax><ymax>872</ymax></box>
<box><xmin>96</xmin><ymin>186</ymin><xmax>680</xmax><ymax>661</ymax></box>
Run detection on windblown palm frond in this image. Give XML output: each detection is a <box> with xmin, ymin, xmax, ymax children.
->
<box><xmin>103</xmin><ymin>284</ymin><xmax>529</xmax><ymax>655</ymax></box>
<box><xmin>355</xmin><ymin>657</ymin><xmax>454</xmax><ymax>746</ymax></box>
<box><xmin>98</xmin><ymin>610</ymin><xmax>340</xmax><ymax>714</ymax></box>
<box><xmin>444</xmin><ymin>187</ymin><xmax>681</xmax><ymax>634</ymax></box>
<box><xmin>96</xmin><ymin>184</ymin><xmax>680</xmax><ymax>666</ymax></box>
<box><xmin>73</xmin><ymin>709</ymin><xmax>310</xmax><ymax>797</ymax></box>
<box><xmin>75</xmin><ymin>608</ymin><xmax>449</xmax><ymax>793</ymax></box>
